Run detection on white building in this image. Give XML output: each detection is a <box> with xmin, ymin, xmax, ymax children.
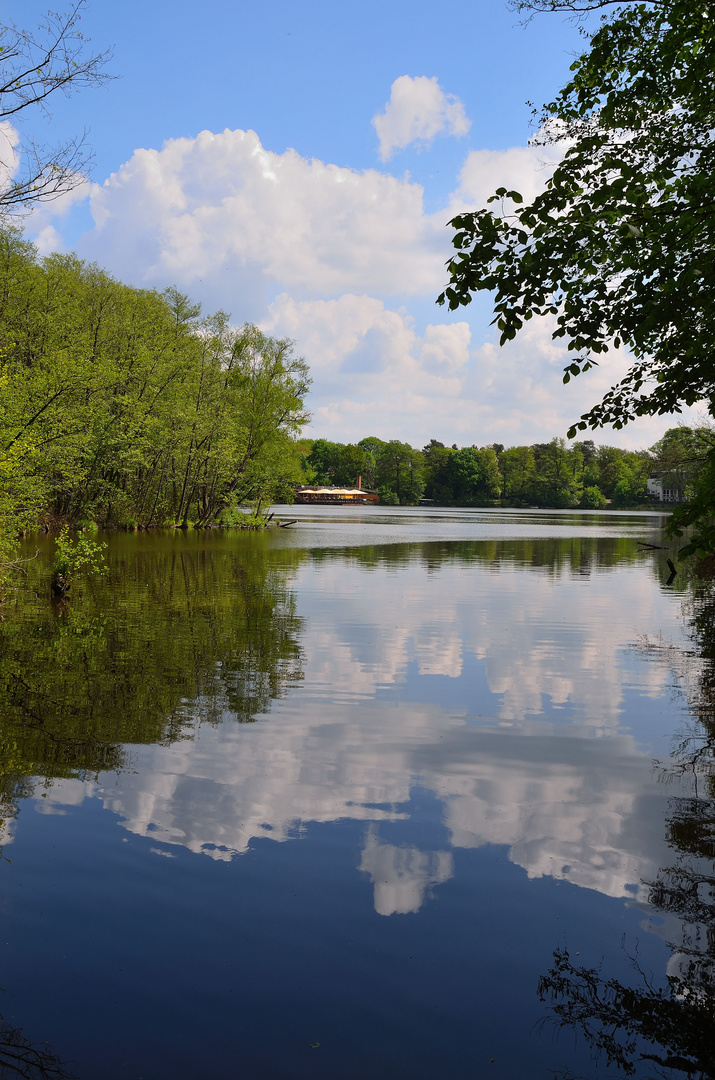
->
<box><xmin>647</xmin><ymin>475</ymin><xmax>683</xmax><ymax>502</ymax></box>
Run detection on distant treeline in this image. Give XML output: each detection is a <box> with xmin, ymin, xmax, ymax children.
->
<box><xmin>0</xmin><ymin>227</ymin><xmax>310</xmax><ymax>549</ymax></box>
<box><xmin>299</xmin><ymin>428</ymin><xmax>707</xmax><ymax>508</ymax></box>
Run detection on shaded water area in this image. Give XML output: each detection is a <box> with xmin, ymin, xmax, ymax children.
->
<box><xmin>2</xmin><ymin>507</ymin><xmax>715</xmax><ymax>1079</ymax></box>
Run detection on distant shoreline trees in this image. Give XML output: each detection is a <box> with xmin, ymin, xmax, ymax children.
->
<box><xmin>299</xmin><ymin>429</ymin><xmax>703</xmax><ymax>510</ymax></box>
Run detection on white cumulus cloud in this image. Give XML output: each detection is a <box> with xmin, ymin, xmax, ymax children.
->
<box><xmin>78</xmin><ymin>128</ymin><xmax>447</xmax><ymax>313</ymax></box>
<box><xmin>263</xmin><ymin>290</ymin><xmax>687</xmax><ymax>448</ymax></box>
<box><xmin>0</xmin><ymin>121</ymin><xmax>20</xmax><ymax>194</ymax></box>
<box><xmin>263</xmin><ymin>293</ymin><xmax>472</xmax><ymax>441</ymax></box>
<box><xmin>448</xmin><ymin>143</ymin><xmax>563</xmax><ymax>215</ymax></box>
<box><xmin>372</xmin><ymin>75</ymin><xmax>471</xmax><ymax>162</ymax></box>
<box><xmin>26</xmin><ymin>122</ymin><xmax>693</xmax><ymax>450</ymax></box>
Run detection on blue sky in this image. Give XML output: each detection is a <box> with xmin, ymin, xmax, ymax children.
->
<box><xmin>6</xmin><ymin>1</ymin><xmax>692</xmax><ymax>448</ymax></box>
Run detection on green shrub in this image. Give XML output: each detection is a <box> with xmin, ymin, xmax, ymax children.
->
<box><xmin>52</xmin><ymin>526</ymin><xmax>107</xmax><ymax>586</ymax></box>
<box><xmin>580</xmin><ymin>486</ymin><xmax>607</xmax><ymax>510</ymax></box>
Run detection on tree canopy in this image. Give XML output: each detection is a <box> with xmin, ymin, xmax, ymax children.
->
<box><xmin>438</xmin><ymin>0</ymin><xmax>715</xmax><ymax>547</ymax></box>
<box><xmin>0</xmin><ymin>227</ymin><xmax>310</xmax><ymax>601</ymax></box>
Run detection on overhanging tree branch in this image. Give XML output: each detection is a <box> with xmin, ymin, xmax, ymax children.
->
<box><xmin>438</xmin><ymin>0</ymin><xmax>715</xmax><ymax>553</ymax></box>
<box><xmin>0</xmin><ymin>1</ymin><xmax>114</xmax><ymax>215</ymax></box>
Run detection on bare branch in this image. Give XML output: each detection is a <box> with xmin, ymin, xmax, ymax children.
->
<box><xmin>0</xmin><ymin>0</ymin><xmax>114</xmax><ymax>215</ymax></box>
<box><xmin>509</xmin><ymin>0</ymin><xmax>662</xmax><ymax>13</ymax></box>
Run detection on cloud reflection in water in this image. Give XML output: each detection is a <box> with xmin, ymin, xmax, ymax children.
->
<box><xmin>33</xmin><ymin>536</ymin><xmax>688</xmax><ymax>917</ymax></box>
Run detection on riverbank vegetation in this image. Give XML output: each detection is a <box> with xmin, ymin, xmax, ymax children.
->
<box><xmin>301</xmin><ymin>425</ymin><xmax>709</xmax><ymax>510</ymax></box>
<box><xmin>0</xmin><ymin>227</ymin><xmax>310</xmax><ymax>592</ymax></box>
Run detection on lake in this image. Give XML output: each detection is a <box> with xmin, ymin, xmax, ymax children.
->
<box><xmin>1</xmin><ymin>506</ymin><xmax>712</xmax><ymax>1080</ymax></box>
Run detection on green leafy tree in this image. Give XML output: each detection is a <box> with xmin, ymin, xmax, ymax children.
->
<box><xmin>165</xmin><ymin>316</ymin><xmax>310</xmax><ymax>526</ymax></box>
<box><xmin>306</xmin><ymin>439</ymin><xmax>340</xmax><ymax>483</ymax></box>
<box><xmin>51</xmin><ymin>524</ymin><xmax>106</xmax><ymax>595</ymax></box>
<box><xmin>446</xmin><ymin>446</ymin><xmax>501</xmax><ymax>505</ymax></box>
<box><xmin>422</xmin><ymin>440</ymin><xmax>454</xmax><ymax>502</ymax></box>
<box><xmin>358</xmin><ymin>436</ymin><xmax>386</xmax><ymax>490</ymax></box>
<box><xmin>335</xmin><ymin>444</ymin><xmax>370</xmax><ymax>488</ymax></box>
<box><xmin>499</xmin><ymin>445</ymin><xmax>536</xmax><ymax>504</ymax></box>
<box><xmin>609</xmin><ymin>451</ymin><xmax>649</xmax><ymax>507</ymax></box>
<box><xmin>668</xmin><ymin>431</ymin><xmax>715</xmax><ymax>556</ymax></box>
<box><xmin>374</xmin><ymin>440</ymin><xmax>425</xmax><ymax>505</ymax></box>
<box><xmin>530</xmin><ymin>439</ymin><xmax>579</xmax><ymax>508</ymax></box>
<box><xmin>0</xmin><ymin>234</ymin><xmax>311</xmax><ymax>537</ymax></box>
<box><xmin>307</xmin><ymin>440</ymin><xmax>370</xmax><ymax>487</ymax></box>
<box><xmin>580</xmin><ymin>485</ymin><xmax>606</xmax><ymax>510</ymax></box>
<box><xmin>438</xmin><ymin>0</ymin><xmax>715</xmax><ymax>551</ymax></box>
<box><xmin>596</xmin><ymin>446</ymin><xmax>628</xmax><ymax>499</ymax></box>
<box><xmin>651</xmin><ymin>427</ymin><xmax>713</xmax><ymax>496</ymax></box>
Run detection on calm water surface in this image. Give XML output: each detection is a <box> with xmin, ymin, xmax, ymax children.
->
<box><xmin>1</xmin><ymin>507</ymin><xmax>711</xmax><ymax>1079</ymax></box>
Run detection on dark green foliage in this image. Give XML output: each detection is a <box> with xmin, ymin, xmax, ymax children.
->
<box><xmin>654</xmin><ymin>428</ymin><xmax>715</xmax><ymax>555</ymax></box>
<box><xmin>445</xmin><ymin>446</ymin><xmax>501</xmax><ymax>505</ymax></box>
<box><xmin>439</xmin><ymin>0</ymin><xmax>715</xmax><ymax>551</ymax></box>
<box><xmin>373</xmin><ymin>440</ymin><xmax>426</xmax><ymax>505</ymax></box>
<box><xmin>300</xmin><ymin>432</ymin><xmax>664</xmax><ymax>509</ymax></box>
<box><xmin>530</xmin><ymin>439</ymin><xmax>580</xmax><ymax>507</ymax></box>
<box><xmin>303</xmin><ymin>436</ymin><xmax>427</xmax><ymax>505</ymax></box>
<box><xmin>498</xmin><ymin>446</ymin><xmax>536</xmax><ymax>504</ymax></box>
<box><xmin>580</xmin><ymin>485</ymin><xmax>607</xmax><ymax>509</ymax></box>
<box><xmin>307</xmin><ymin>440</ymin><xmax>372</xmax><ymax>487</ymax></box>
<box><xmin>422</xmin><ymin>440</ymin><xmax>455</xmax><ymax>503</ymax></box>
<box><xmin>669</xmin><ymin>456</ymin><xmax>715</xmax><ymax>557</ymax></box>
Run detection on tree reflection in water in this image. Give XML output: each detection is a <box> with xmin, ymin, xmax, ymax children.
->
<box><xmin>0</xmin><ymin>534</ymin><xmax>304</xmax><ymax>839</ymax></box>
<box><xmin>538</xmin><ymin>574</ymin><xmax>715</xmax><ymax>1080</ymax></box>
<box><xmin>538</xmin><ymin>943</ymin><xmax>715</xmax><ymax>1078</ymax></box>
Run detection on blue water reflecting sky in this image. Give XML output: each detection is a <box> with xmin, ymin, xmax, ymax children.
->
<box><xmin>0</xmin><ymin>509</ymin><xmax>701</xmax><ymax>1079</ymax></box>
